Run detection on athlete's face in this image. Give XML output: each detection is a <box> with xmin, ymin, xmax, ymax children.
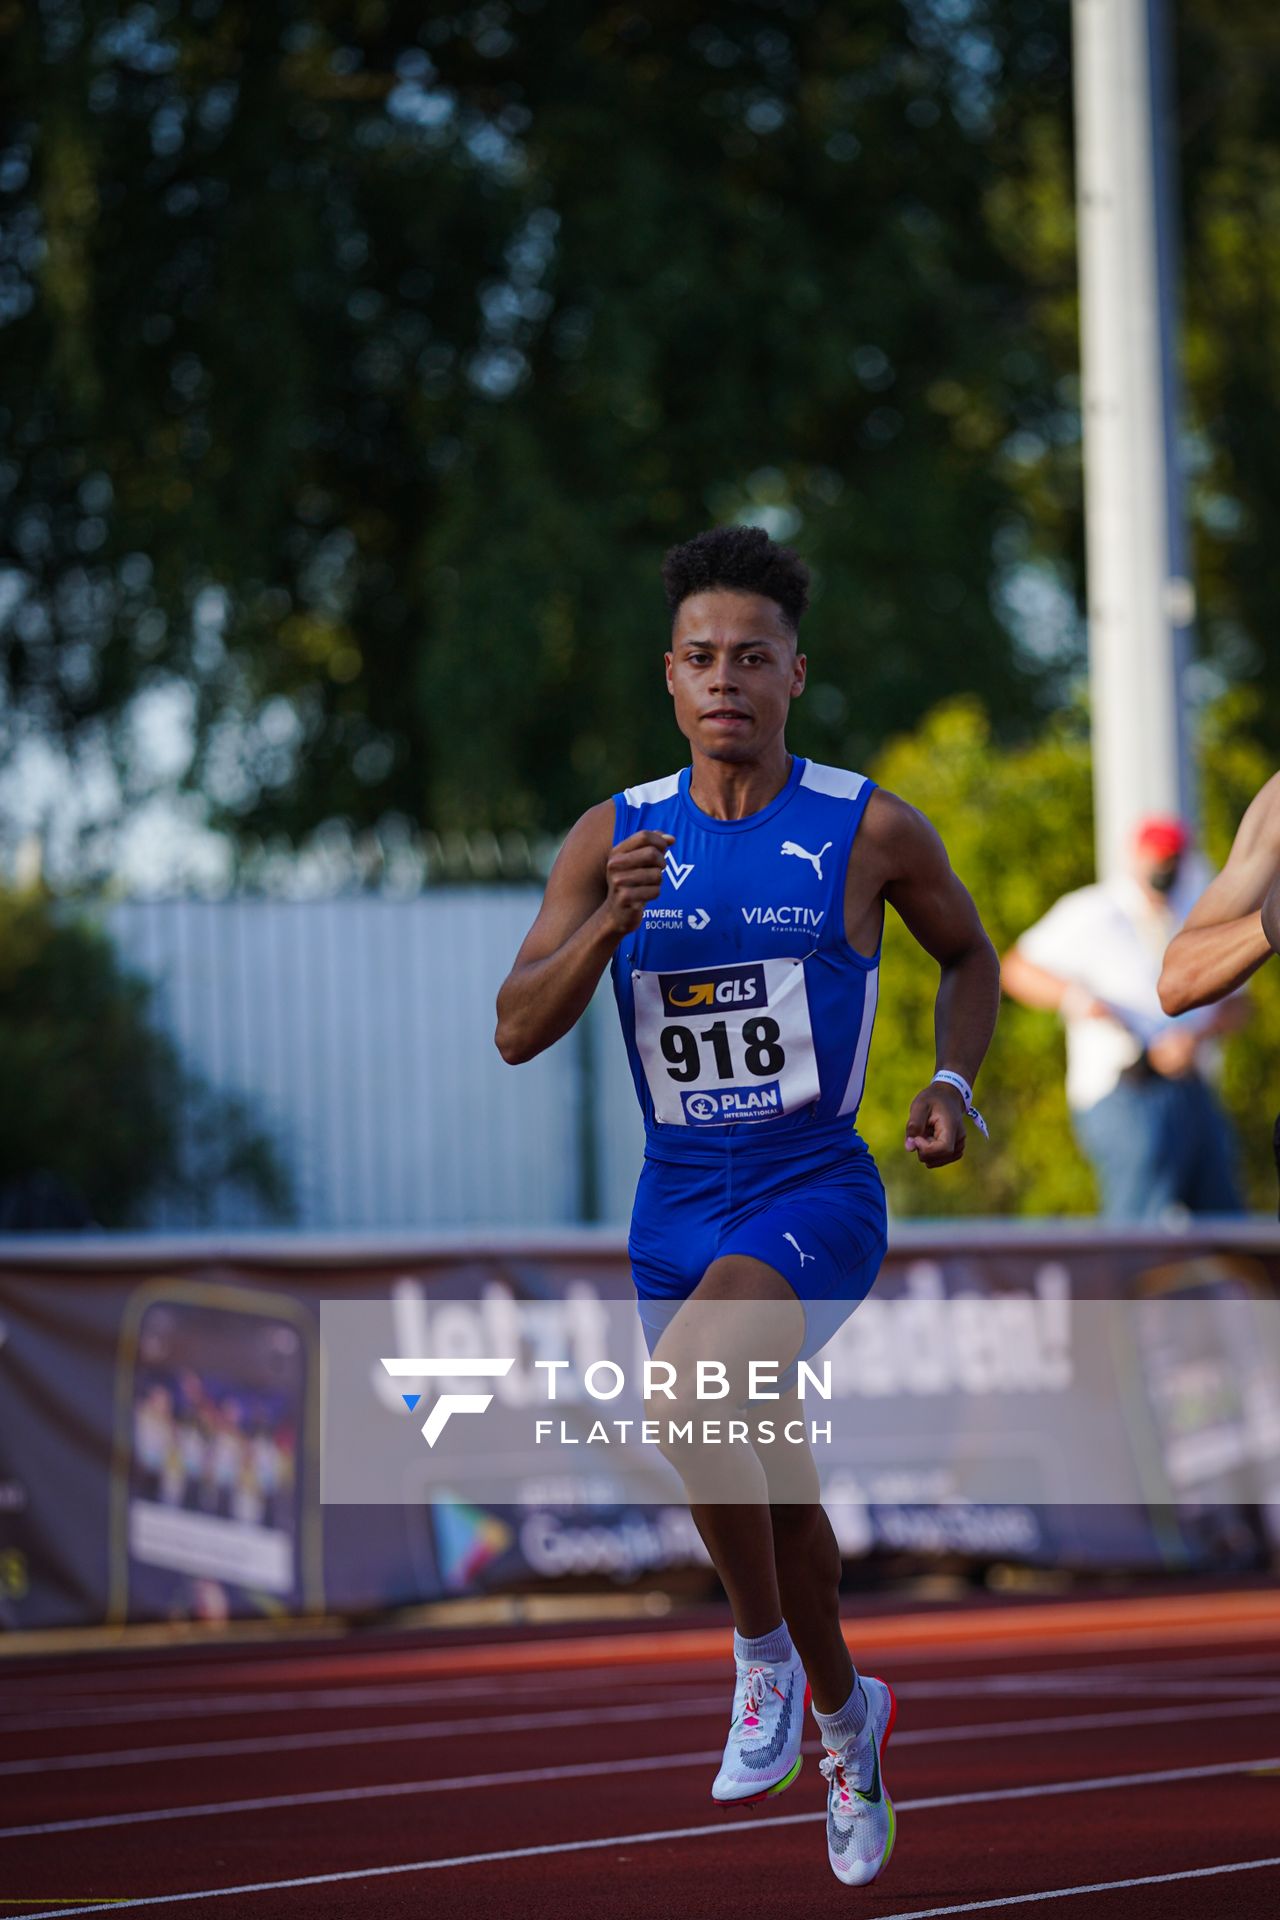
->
<box><xmin>665</xmin><ymin>590</ymin><xmax>805</xmax><ymax>760</ymax></box>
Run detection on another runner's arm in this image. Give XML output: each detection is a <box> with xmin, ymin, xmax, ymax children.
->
<box><xmin>495</xmin><ymin>804</ymin><xmax>674</xmax><ymax>1064</ymax></box>
<box><xmin>1157</xmin><ymin>773</ymin><xmax>1280</xmax><ymax>1014</ymax></box>
<box><xmin>867</xmin><ymin>791</ymin><xmax>1000</xmax><ymax>1168</ymax></box>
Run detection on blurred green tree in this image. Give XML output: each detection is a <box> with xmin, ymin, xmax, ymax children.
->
<box><xmin>862</xmin><ymin>694</ymin><xmax>1096</xmax><ymax>1218</ymax></box>
<box><xmin>0</xmin><ymin>886</ymin><xmax>292</xmax><ymax>1226</ymax></box>
<box><xmin>4</xmin><ymin>3</ymin><xmax>1279</xmax><ymax>868</ymax></box>
<box><xmin>0</xmin><ymin>1</ymin><xmax>1076</xmax><ymax>852</ymax></box>
<box><xmin>862</xmin><ymin>692</ymin><xmax>1280</xmax><ymax>1217</ymax></box>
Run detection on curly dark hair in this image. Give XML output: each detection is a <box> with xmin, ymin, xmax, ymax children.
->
<box><xmin>660</xmin><ymin>525</ymin><xmax>810</xmax><ymax>633</ymax></box>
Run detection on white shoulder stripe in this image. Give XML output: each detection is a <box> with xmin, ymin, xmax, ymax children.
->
<box><xmin>623</xmin><ymin>771</ymin><xmax>682</xmax><ymax>807</ymax></box>
<box><xmin>799</xmin><ymin>761</ymin><xmax>868</xmax><ymax>802</ymax></box>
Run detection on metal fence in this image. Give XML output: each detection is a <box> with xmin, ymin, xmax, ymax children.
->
<box><xmin>104</xmin><ymin>894</ymin><xmax>644</xmax><ymax>1231</ymax></box>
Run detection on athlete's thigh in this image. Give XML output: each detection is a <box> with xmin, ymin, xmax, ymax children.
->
<box><xmin>719</xmin><ymin>1155</ymin><xmax>888</xmax><ymax>1361</ymax></box>
<box><xmin>648</xmin><ymin>1253</ymin><xmax>805</xmax><ymax>1403</ymax></box>
<box><xmin>627</xmin><ymin>1155</ymin><xmax>722</xmax><ymax>1331</ymax></box>
<box><xmin>648</xmin><ymin>1260</ymin><xmax>830</xmax><ymax>1502</ymax></box>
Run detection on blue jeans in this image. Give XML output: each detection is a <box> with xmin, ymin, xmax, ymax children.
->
<box><xmin>1072</xmin><ymin>1072</ymin><xmax>1243</xmax><ymax>1220</ymax></box>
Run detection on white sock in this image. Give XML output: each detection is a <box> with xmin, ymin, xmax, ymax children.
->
<box><xmin>814</xmin><ymin>1675</ymin><xmax>867</xmax><ymax>1750</ymax></box>
<box><xmin>732</xmin><ymin>1621</ymin><xmax>793</xmax><ymax>1666</ymax></box>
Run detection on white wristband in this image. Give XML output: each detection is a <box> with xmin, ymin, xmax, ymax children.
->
<box><xmin>930</xmin><ymin>1069</ymin><xmax>990</xmax><ymax>1142</ymax></box>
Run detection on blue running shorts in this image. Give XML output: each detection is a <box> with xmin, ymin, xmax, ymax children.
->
<box><xmin>628</xmin><ymin>1130</ymin><xmax>888</xmax><ymax>1372</ymax></box>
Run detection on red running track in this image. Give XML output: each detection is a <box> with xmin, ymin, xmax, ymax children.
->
<box><xmin>1</xmin><ymin>1586</ymin><xmax>1279</xmax><ymax>1918</ymax></box>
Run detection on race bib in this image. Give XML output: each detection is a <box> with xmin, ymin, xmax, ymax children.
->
<box><xmin>632</xmin><ymin>958</ymin><xmax>820</xmax><ymax>1126</ymax></box>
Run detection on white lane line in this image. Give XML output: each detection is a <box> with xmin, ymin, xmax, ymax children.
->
<box><xmin>6</xmin><ymin>1698</ymin><xmax>1280</xmax><ymax>1838</ymax></box>
<box><xmin>4</xmin><ymin>1669</ymin><xmax>1276</xmax><ymax>1742</ymax></box>
<box><xmin>4</xmin><ymin>1688</ymin><xmax>1279</xmax><ymax>1783</ymax></box>
<box><xmin>9</xmin><ymin>1623</ymin><xmax>1278</xmax><ymax>1707</ymax></box>
<box><xmin>0</xmin><ymin>1676</ymin><xmax>702</xmax><ymax>1736</ymax></box>
<box><xmin>5</xmin><ymin>1636</ymin><xmax>1276</xmax><ymax>1721</ymax></box>
<box><xmin>0</xmin><ymin>1658</ymin><xmax>693</xmax><ymax>1719</ymax></box>
<box><xmin>0</xmin><ymin>1751</ymin><xmax>729</xmax><ymax>1840</ymax></box>
<box><xmin>867</xmin><ymin>1854</ymin><xmax>1280</xmax><ymax>1918</ymax></box>
<box><xmin>23</xmin><ymin>1756</ymin><xmax>1280</xmax><ymax>1916</ymax></box>
<box><xmin>0</xmin><ymin>1696</ymin><xmax>728</xmax><ymax>1777</ymax></box>
<box><xmin>6</xmin><ymin>1649</ymin><xmax>1278</xmax><ymax>1735</ymax></box>
<box><xmin>986</xmin><ymin>1677</ymin><xmax>1280</xmax><ymax>1701</ymax></box>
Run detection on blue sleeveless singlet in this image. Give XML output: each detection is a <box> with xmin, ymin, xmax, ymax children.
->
<box><xmin>610</xmin><ymin>756</ymin><xmax>880</xmax><ymax>1165</ymax></box>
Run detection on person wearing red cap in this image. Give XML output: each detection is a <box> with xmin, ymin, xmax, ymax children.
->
<box><xmin>1135</xmin><ymin>815</ymin><xmax>1192</xmax><ymax>864</ymax></box>
<box><xmin>1002</xmin><ymin>817</ymin><xmax>1246</xmax><ymax>1218</ymax></box>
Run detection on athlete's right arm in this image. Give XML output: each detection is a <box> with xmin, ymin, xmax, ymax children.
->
<box><xmin>494</xmin><ymin>805</ymin><xmax>674</xmax><ymax>1064</ymax></box>
<box><xmin>1157</xmin><ymin>773</ymin><xmax>1280</xmax><ymax>1014</ymax></box>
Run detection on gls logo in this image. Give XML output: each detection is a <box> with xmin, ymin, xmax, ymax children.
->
<box><xmin>381</xmin><ymin>1356</ymin><xmax>514</xmax><ymax>1447</ymax></box>
<box><xmin>659</xmin><ymin>962</ymin><xmax>767</xmax><ymax>1016</ymax></box>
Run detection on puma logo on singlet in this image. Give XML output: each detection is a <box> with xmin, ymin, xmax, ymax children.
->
<box><xmin>780</xmin><ymin>839</ymin><xmax>832</xmax><ymax>881</ymax></box>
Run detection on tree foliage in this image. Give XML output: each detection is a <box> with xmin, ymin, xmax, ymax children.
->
<box><xmin>0</xmin><ymin>885</ymin><xmax>292</xmax><ymax>1226</ymax></box>
<box><xmin>6</xmin><ymin>6</ymin><xmax>1280</xmax><ymax>866</ymax></box>
<box><xmin>2</xmin><ymin>1</ymin><xmax>1079</xmax><ymax>852</ymax></box>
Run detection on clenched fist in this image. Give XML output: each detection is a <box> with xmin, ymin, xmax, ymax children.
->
<box><xmin>605</xmin><ymin>831</ymin><xmax>676</xmax><ymax>934</ymax></box>
<box><xmin>904</xmin><ymin>1080</ymin><xmax>967</xmax><ymax>1169</ymax></box>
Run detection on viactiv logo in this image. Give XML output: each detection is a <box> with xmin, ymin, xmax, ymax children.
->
<box><xmin>381</xmin><ymin>1356</ymin><xmax>515</xmax><ymax>1446</ymax></box>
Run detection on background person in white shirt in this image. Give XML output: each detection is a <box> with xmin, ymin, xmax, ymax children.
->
<box><xmin>1002</xmin><ymin>816</ymin><xmax>1246</xmax><ymax>1219</ymax></box>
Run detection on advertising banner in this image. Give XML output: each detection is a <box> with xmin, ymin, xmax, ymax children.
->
<box><xmin>1</xmin><ymin>1225</ymin><xmax>1278</xmax><ymax>1630</ymax></box>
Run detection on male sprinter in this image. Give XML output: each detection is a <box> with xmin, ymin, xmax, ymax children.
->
<box><xmin>495</xmin><ymin>525</ymin><xmax>1000</xmax><ymax>1888</ymax></box>
<box><xmin>1159</xmin><ymin>772</ymin><xmax>1280</xmax><ymax>1202</ymax></box>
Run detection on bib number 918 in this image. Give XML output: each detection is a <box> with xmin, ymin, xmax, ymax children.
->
<box><xmin>659</xmin><ymin>1016</ymin><xmax>786</xmax><ymax>1082</ymax></box>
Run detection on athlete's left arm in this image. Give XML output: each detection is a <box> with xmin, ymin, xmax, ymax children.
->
<box><xmin>861</xmin><ymin>790</ymin><xmax>1001</xmax><ymax>1170</ymax></box>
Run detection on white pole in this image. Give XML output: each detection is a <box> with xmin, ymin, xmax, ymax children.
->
<box><xmin>1072</xmin><ymin>0</ymin><xmax>1194</xmax><ymax>881</ymax></box>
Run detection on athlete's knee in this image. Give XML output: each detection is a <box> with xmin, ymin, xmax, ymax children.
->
<box><xmin>642</xmin><ymin>1374</ymin><xmax>732</xmax><ymax>1462</ymax></box>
